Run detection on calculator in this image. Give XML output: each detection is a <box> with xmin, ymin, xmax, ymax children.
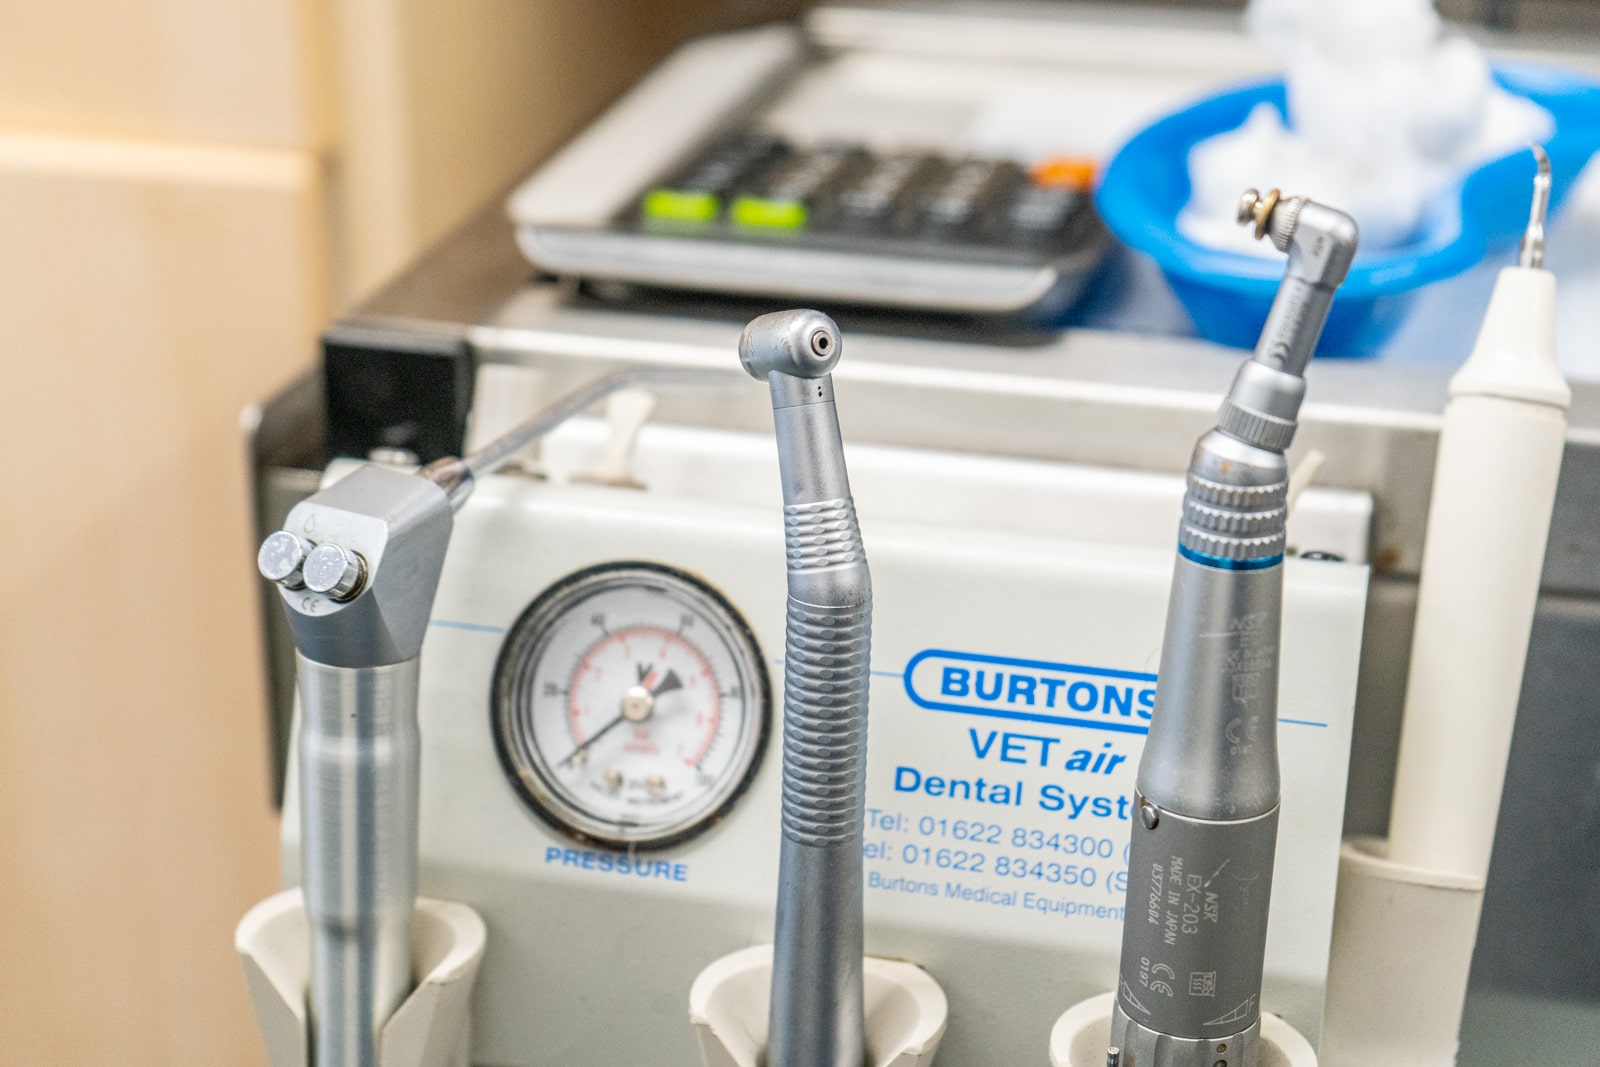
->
<box><xmin>508</xmin><ymin>23</ymin><xmax>1111</xmax><ymax>318</ymax></box>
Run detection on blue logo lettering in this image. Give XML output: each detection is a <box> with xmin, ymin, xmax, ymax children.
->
<box><xmin>903</xmin><ymin>649</ymin><xmax>1158</xmax><ymax>736</ymax></box>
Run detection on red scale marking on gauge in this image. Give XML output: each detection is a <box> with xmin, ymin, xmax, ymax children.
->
<box><xmin>685</xmin><ymin>714</ymin><xmax>719</xmax><ymax>765</ymax></box>
<box><xmin>565</xmin><ymin>626</ymin><xmax>722</xmax><ymax>756</ymax></box>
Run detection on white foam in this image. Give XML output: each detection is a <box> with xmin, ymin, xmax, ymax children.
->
<box><xmin>1179</xmin><ymin>0</ymin><xmax>1553</xmax><ymax>257</ymax></box>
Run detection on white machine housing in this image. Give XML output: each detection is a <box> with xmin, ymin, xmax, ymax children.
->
<box><xmin>283</xmin><ymin>416</ymin><xmax>1370</xmax><ymax>1066</ymax></box>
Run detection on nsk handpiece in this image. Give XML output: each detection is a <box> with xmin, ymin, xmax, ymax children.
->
<box><xmin>1108</xmin><ymin>192</ymin><xmax>1357</xmax><ymax>1067</ymax></box>
<box><xmin>741</xmin><ymin>310</ymin><xmax>872</xmax><ymax>1067</ymax></box>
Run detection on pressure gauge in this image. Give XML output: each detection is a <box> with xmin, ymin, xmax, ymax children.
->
<box><xmin>492</xmin><ymin>562</ymin><xmax>771</xmax><ymax>850</ymax></box>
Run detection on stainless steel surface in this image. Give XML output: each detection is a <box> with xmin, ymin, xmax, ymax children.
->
<box><xmin>745</xmin><ymin>310</ymin><xmax>871</xmax><ymax>1067</ymax></box>
<box><xmin>1177</xmin><ymin>432</ymin><xmax>1290</xmax><ymax>562</ymax></box>
<box><xmin>303</xmin><ymin>543</ymin><xmax>366</xmax><ymax>601</ymax></box>
<box><xmin>1111</xmin><ymin>980</ymin><xmax>1263</xmax><ymax>1067</ymax></box>
<box><xmin>1520</xmin><ymin>144</ymin><xmax>1552</xmax><ymax>270</ymax></box>
<box><xmin>1113</xmin><ymin>198</ymin><xmax>1355</xmax><ymax>1065</ymax></box>
<box><xmin>259</xmin><ymin>530</ymin><xmax>312</xmax><ymax>589</ymax></box>
<box><xmin>1134</xmin><ymin>560</ymin><xmax>1284</xmax><ymax>824</ymax></box>
<box><xmin>272</xmin><ymin>465</ymin><xmax>453</xmax><ymax>669</ymax></box>
<box><xmin>1216</xmin><ymin>197</ymin><xmax>1360</xmax><ymax>456</ymax></box>
<box><xmin>298</xmin><ymin>656</ymin><xmax>421</xmax><ymax>1067</ymax></box>
<box><xmin>454</xmin><ymin>366</ymin><xmax>739</xmax><ymax>484</ymax></box>
<box><xmin>264</xmin><ymin>462</ymin><xmax>457</xmax><ymax>1064</ymax></box>
<box><xmin>1112</xmin><ymin>560</ymin><xmax>1282</xmax><ymax>1067</ymax></box>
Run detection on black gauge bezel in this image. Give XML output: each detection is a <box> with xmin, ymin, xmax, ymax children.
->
<box><xmin>490</xmin><ymin>560</ymin><xmax>772</xmax><ymax>852</ymax></box>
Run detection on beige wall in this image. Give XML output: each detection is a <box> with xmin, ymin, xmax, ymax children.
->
<box><xmin>327</xmin><ymin>0</ymin><xmax>736</xmax><ymax>300</ymax></box>
<box><xmin>0</xmin><ymin>2</ymin><xmax>722</xmax><ymax>1062</ymax></box>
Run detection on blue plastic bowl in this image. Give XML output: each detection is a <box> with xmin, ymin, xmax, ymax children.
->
<box><xmin>1096</xmin><ymin>63</ymin><xmax>1600</xmax><ymax>355</ymax></box>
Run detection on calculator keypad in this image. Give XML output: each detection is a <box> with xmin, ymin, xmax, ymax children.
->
<box><xmin>635</xmin><ymin>132</ymin><xmax>1096</xmax><ymax>259</ymax></box>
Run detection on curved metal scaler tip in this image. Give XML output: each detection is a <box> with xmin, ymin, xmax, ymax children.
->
<box><xmin>1520</xmin><ymin>143</ymin><xmax>1552</xmax><ymax>269</ymax></box>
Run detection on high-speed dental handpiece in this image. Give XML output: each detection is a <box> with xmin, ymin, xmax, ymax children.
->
<box><xmin>1109</xmin><ymin>193</ymin><xmax>1357</xmax><ymax>1067</ymax></box>
<box><xmin>743</xmin><ymin>310</ymin><xmax>871</xmax><ymax>1067</ymax></box>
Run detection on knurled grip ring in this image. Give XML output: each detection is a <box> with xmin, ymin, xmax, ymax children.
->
<box><xmin>780</xmin><ymin>598</ymin><xmax>870</xmax><ymax>846</ymax></box>
<box><xmin>784</xmin><ymin>498</ymin><xmax>866</xmax><ymax>571</ymax></box>
<box><xmin>1182</xmin><ymin>498</ymin><xmax>1287</xmax><ymax>538</ymax></box>
<box><xmin>1185</xmin><ymin>474</ymin><xmax>1288</xmax><ymax>510</ymax></box>
<box><xmin>1218</xmin><ymin>398</ymin><xmax>1297</xmax><ymax>452</ymax></box>
<box><xmin>1179</xmin><ymin>525</ymin><xmax>1287</xmax><ymax>561</ymax></box>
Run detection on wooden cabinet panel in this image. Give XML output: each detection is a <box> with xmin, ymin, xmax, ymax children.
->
<box><xmin>329</xmin><ymin>0</ymin><xmax>728</xmax><ymax>299</ymax></box>
<box><xmin>0</xmin><ymin>0</ymin><xmax>325</xmax><ymax>147</ymax></box>
<box><xmin>0</xmin><ymin>134</ymin><xmax>327</xmax><ymax>1065</ymax></box>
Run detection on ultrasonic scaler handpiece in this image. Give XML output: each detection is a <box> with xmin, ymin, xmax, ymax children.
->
<box><xmin>1325</xmin><ymin>142</ymin><xmax>1569</xmax><ymax>1067</ymax></box>
<box><xmin>1108</xmin><ymin>193</ymin><xmax>1357</xmax><ymax>1067</ymax></box>
<box><xmin>744</xmin><ymin>309</ymin><xmax>871</xmax><ymax>1067</ymax></box>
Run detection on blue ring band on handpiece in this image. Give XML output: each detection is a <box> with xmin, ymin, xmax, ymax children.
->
<box><xmin>1178</xmin><ymin>543</ymin><xmax>1284</xmax><ymax>571</ymax></box>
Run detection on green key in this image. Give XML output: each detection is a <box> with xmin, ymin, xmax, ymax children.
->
<box><xmin>642</xmin><ymin>188</ymin><xmax>720</xmax><ymax>223</ymax></box>
<box><xmin>730</xmin><ymin>196</ymin><xmax>807</xmax><ymax>231</ymax></box>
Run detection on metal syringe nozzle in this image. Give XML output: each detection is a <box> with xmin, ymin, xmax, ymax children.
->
<box><xmin>1520</xmin><ymin>143</ymin><xmax>1552</xmax><ymax>269</ymax></box>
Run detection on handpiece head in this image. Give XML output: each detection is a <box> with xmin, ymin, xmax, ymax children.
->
<box><xmin>1216</xmin><ymin>190</ymin><xmax>1359</xmax><ymax>451</ymax></box>
<box><xmin>1239</xmin><ymin>187</ymin><xmax>1359</xmax><ymax>290</ymax></box>
<box><xmin>1231</xmin><ymin>188</ymin><xmax>1359</xmax><ymax>389</ymax></box>
<box><xmin>739</xmin><ymin>309</ymin><xmax>842</xmax><ymax>380</ymax></box>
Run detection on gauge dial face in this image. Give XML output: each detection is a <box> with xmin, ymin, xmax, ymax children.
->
<box><xmin>492</xmin><ymin>562</ymin><xmax>771</xmax><ymax>850</ymax></box>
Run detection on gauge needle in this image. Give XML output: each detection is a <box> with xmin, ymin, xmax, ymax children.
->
<box><xmin>637</xmin><ymin>663</ymin><xmax>684</xmax><ymax>697</ymax></box>
<box><xmin>558</xmin><ymin>668</ymin><xmax>685</xmax><ymax>767</ymax></box>
<box><xmin>558</xmin><ymin>716</ymin><xmax>626</xmax><ymax>768</ymax></box>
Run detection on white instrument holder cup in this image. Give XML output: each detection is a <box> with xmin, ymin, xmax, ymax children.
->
<box><xmin>1318</xmin><ymin>836</ymin><xmax>1487</xmax><ymax>1067</ymax></box>
<box><xmin>1050</xmin><ymin>993</ymin><xmax>1317</xmax><ymax>1067</ymax></box>
<box><xmin>689</xmin><ymin>945</ymin><xmax>949</xmax><ymax>1067</ymax></box>
<box><xmin>236</xmin><ymin>889</ymin><xmax>488</xmax><ymax>1067</ymax></box>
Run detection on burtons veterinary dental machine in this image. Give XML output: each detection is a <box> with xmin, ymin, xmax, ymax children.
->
<box><xmin>237</xmin><ymin>8</ymin><xmax>1600</xmax><ymax>1067</ymax></box>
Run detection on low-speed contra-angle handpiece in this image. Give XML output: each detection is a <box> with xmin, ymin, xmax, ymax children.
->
<box><xmin>741</xmin><ymin>310</ymin><xmax>872</xmax><ymax>1067</ymax></box>
<box><xmin>1108</xmin><ymin>190</ymin><xmax>1358</xmax><ymax>1067</ymax></box>
<box><xmin>257</xmin><ymin>365</ymin><xmax>736</xmax><ymax>1067</ymax></box>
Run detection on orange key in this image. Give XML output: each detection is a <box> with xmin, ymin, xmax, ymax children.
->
<box><xmin>1030</xmin><ymin>156</ymin><xmax>1096</xmax><ymax>191</ymax></box>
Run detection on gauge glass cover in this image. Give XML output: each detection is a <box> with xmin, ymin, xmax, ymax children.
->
<box><xmin>492</xmin><ymin>562</ymin><xmax>770</xmax><ymax>849</ymax></box>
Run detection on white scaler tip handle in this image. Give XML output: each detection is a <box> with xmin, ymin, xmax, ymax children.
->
<box><xmin>1449</xmin><ymin>266</ymin><xmax>1568</xmax><ymax>409</ymax></box>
